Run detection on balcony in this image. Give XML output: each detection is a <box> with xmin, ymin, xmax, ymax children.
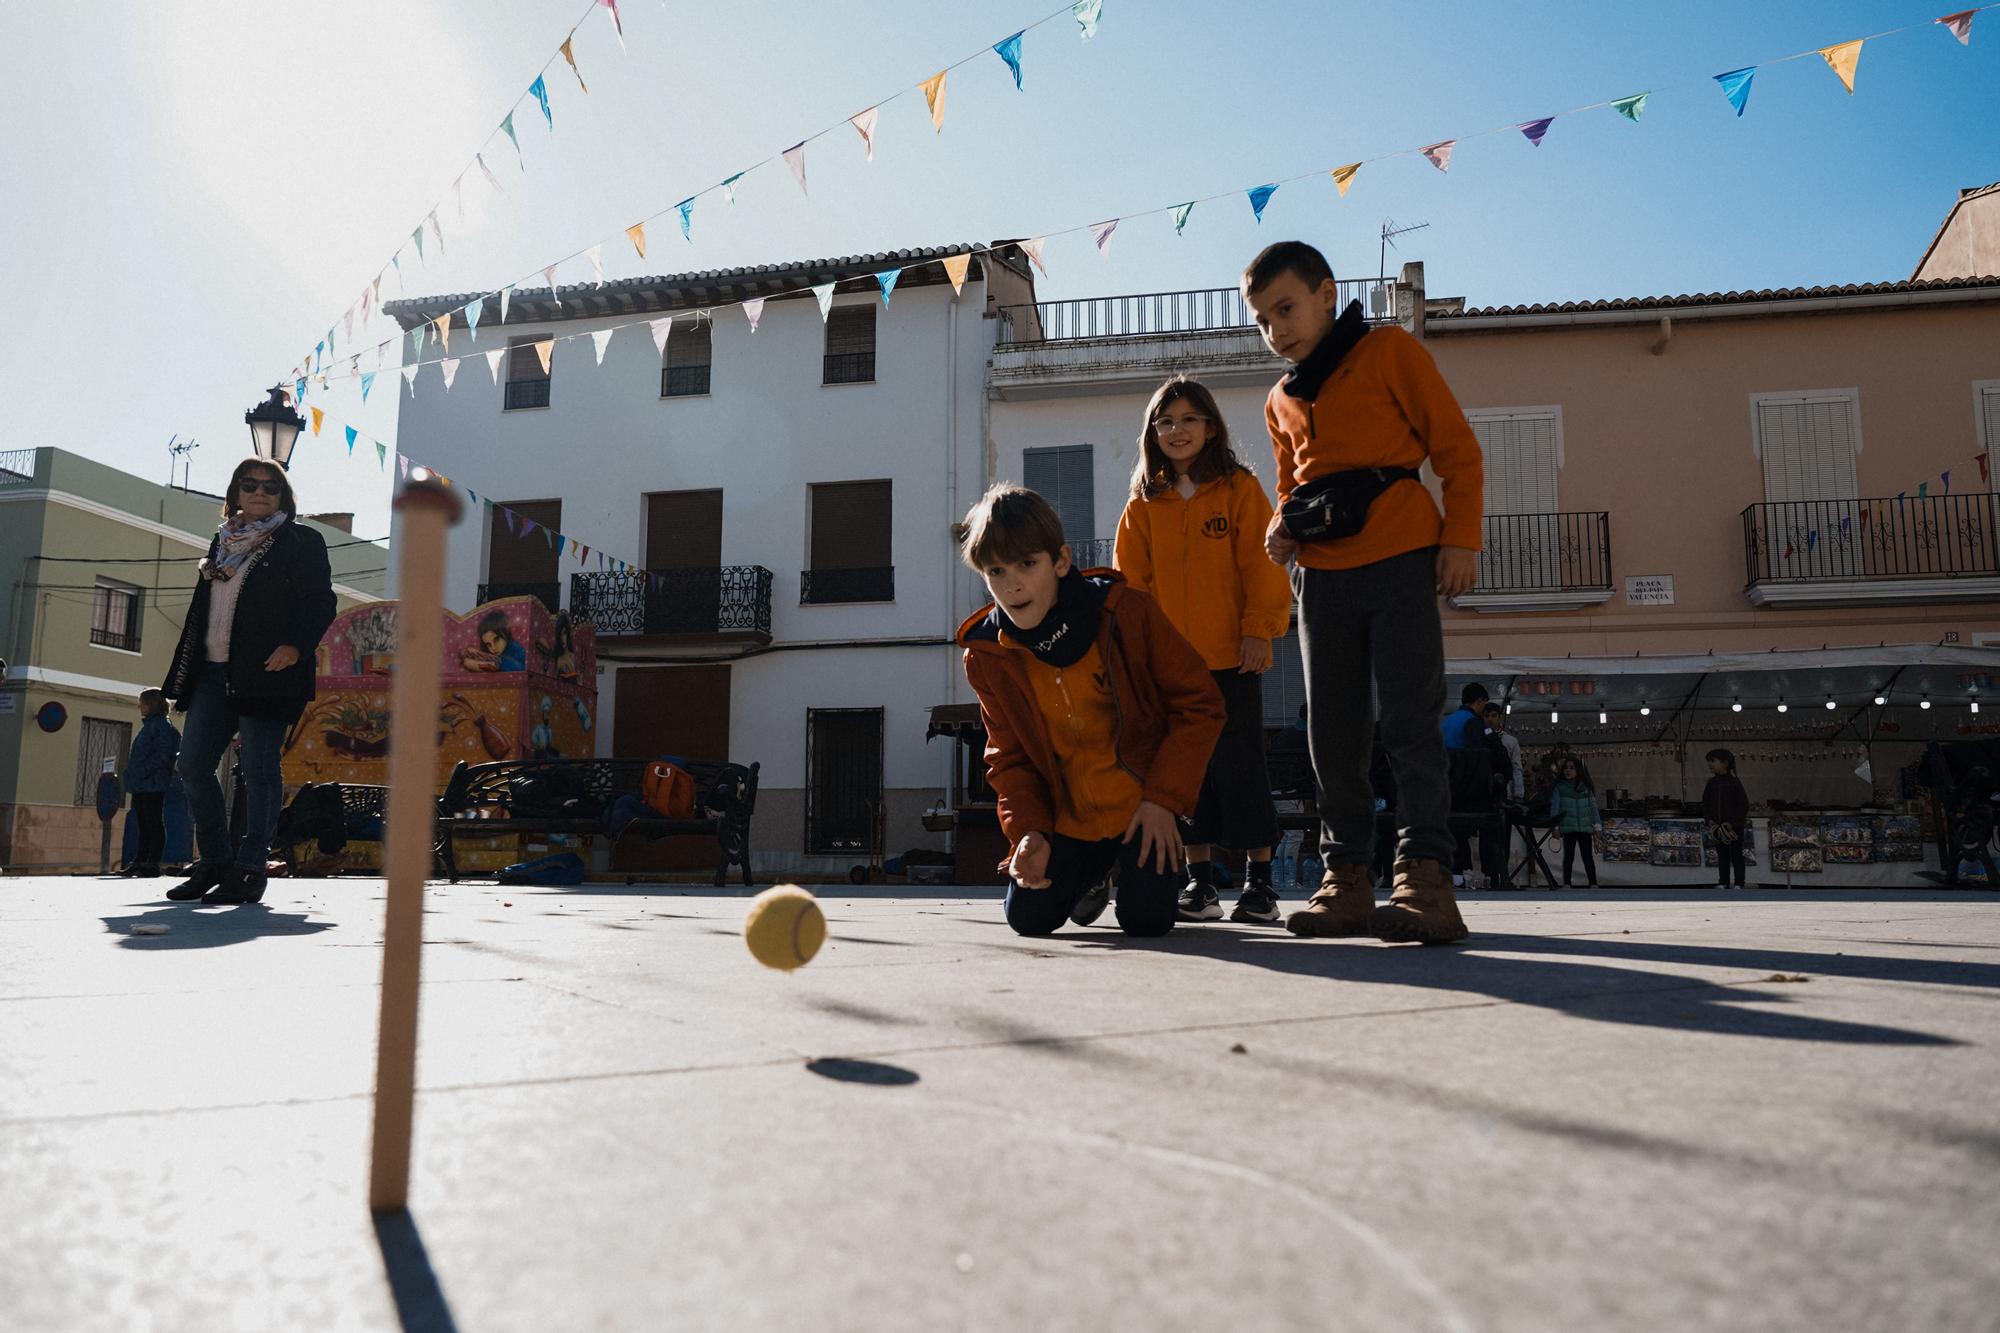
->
<box><xmin>1070</xmin><ymin>537</ymin><xmax>1116</xmax><ymax>570</ymax></box>
<box><xmin>569</xmin><ymin>567</ymin><xmax>773</xmax><ymax>641</ymax></box>
<box><xmin>822</xmin><ymin>351</ymin><xmax>876</xmax><ymax>386</ymax></box>
<box><xmin>800</xmin><ymin>566</ymin><xmax>895</xmax><ymax>605</ymax></box>
<box><xmin>1742</xmin><ymin>494</ymin><xmax>2000</xmax><ymax>607</ymax></box>
<box><xmin>990</xmin><ymin>281</ymin><xmax>1405</xmax><ymax>401</ymax></box>
<box><xmin>477</xmin><ymin>581</ymin><xmax>561</xmax><ymax>612</ymax></box>
<box><xmin>661</xmin><ymin>365</ymin><xmax>711</xmax><ymax>398</ymax></box>
<box><xmin>1450</xmin><ymin>512</ymin><xmax>1614</xmax><ymax>613</ymax></box>
<box><xmin>504</xmin><ymin>379</ymin><xmax>551</xmax><ymax>410</ymax></box>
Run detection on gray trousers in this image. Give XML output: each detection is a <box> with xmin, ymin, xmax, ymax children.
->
<box><xmin>1294</xmin><ymin>547</ymin><xmax>1454</xmax><ymax>868</ymax></box>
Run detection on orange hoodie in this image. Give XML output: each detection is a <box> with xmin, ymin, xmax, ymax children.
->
<box><xmin>1114</xmin><ymin>469</ymin><xmax>1294</xmax><ymax>671</ymax></box>
<box><xmin>1263</xmin><ymin>323</ymin><xmax>1484</xmax><ymax>571</ymax></box>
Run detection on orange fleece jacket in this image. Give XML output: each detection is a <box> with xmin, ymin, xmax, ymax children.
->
<box><xmin>1114</xmin><ymin>469</ymin><xmax>1294</xmax><ymax>671</ymax></box>
<box><xmin>1263</xmin><ymin>325</ymin><xmax>1484</xmax><ymax>570</ymax></box>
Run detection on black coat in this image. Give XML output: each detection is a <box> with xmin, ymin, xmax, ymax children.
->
<box><xmin>163</xmin><ymin>521</ymin><xmax>338</xmax><ymax>719</ymax></box>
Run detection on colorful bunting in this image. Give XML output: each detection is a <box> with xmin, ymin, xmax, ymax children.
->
<box><xmin>1611</xmin><ymin>92</ymin><xmax>1649</xmax><ymax>121</ymax></box>
<box><xmin>743</xmin><ymin>298</ymin><xmax>765</xmax><ymax>333</ymax></box>
<box><xmin>994</xmin><ymin>32</ymin><xmax>1024</xmax><ymax>88</ymax></box>
<box><xmin>586</xmin><ymin>244</ymin><xmax>606</xmax><ymax>287</ymax></box>
<box><xmin>533</xmin><ymin>339</ymin><xmax>554</xmax><ymax>375</ymax></box>
<box><xmin>1819</xmin><ymin>40</ymin><xmax>1862</xmax><ymax>93</ymax></box>
<box><xmin>561</xmin><ymin>36</ymin><xmax>588</xmax><ymax>93</ymax></box>
<box><xmin>465</xmin><ymin>297</ymin><xmax>484</xmax><ymax>336</ymax></box>
<box><xmin>477</xmin><ymin>152</ymin><xmax>504</xmax><ymax>194</ymax></box>
<box><xmin>783</xmin><ymin>143</ymin><xmax>808</xmax><ymax>194</ymax></box>
<box><xmin>649</xmin><ymin>316</ymin><xmax>673</xmax><ymax>358</ymax></box>
<box><xmin>851</xmin><ymin>107</ymin><xmax>879</xmax><ymax>160</ymax></box>
<box><xmin>1938</xmin><ymin>10</ymin><xmax>1975</xmax><ymax>44</ymax></box>
<box><xmin>1422</xmin><ymin>140</ymin><xmax>1456</xmax><ymax>172</ymax></box>
<box><xmin>402</xmin><ymin>364</ymin><xmax>420</xmax><ymax>395</ymax></box>
<box><xmin>409</xmin><ymin>327</ymin><xmax>425</xmax><ymax>358</ymax></box>
<box><xmin>485</xmin><ymin>348</ymin><xmax>505</xmax><ymax>383</ymax></box>
<box><xmin>1247</xmin><ymin>182</ymin><xmax>1278</xmax><ymax>222</ymax></box>
<box><xmin>543</xmin><ymin>265</ymin><xmax>560</xmax><ymax>302</ymax></box>
<box><xmin>441</xmin><ymin>358</ymin><xmax>460</xmax><ymax>391</ymax></box>
<box><xmin>599</xmin><ymin>0</ymin><xmax>624</xmax><ymax>45</ymax></box>
<box><xmin>411</xmin><ymin>226</ymin><xmax>425</xmax><ymax>261</ymax></box>
<box><xmin>427</xmin><ymin>210</ymin><xmax>444</xmax><ymax>255</ymax></box>
<box><xmin>677</xmin><ymin>198</ymin><xmax>694</xmax><ymax>241</ymax></box>
<box><xmin>1942</xmin><ymin>470</ymin><xmax>1951</xmax><ymax>492</ymax></box>
<box><xmin>310</xmin><ymin>406</ymin><xmax>324</xmax><ymax>435</ymax></box>
<box><xmin>1074</xmin><ymin>0</ymin><xmax>1103</xmax><ymax>40</ymax></box>
<box><xmin>1715</xmin><ymin>66</ymin><xmax>1756</xmax><ymax>116</ymax></box>
<box><xmin>920</xmin><ymin>71</ymin><xmax>948</xmax><ymax>133</ymax></box>
<box><xmin>625</xmin><ymin>223</ymin><xmax>646</xmax><ymax>259</ymax></box>
<box><xmin>812</xmin><ymin>282</ymin><xmax>836</xmax><ymax>320</ymax></box>
<box><xmin>433</xmin><ymin>312</ymin><xmax>453</xmax><ymax>353</ymax></box>
<box><xmin>1019</xmin><ymin>236</ymin><xmax>1048</xmax><ymax>276</ymax></box>
<box><xmin>942</xmin><ymin>253</ymin><xmax>972</xmax><ymax>294</ymax></box>
<box><xmin>1090</xmin><ymin>219</ymin><xmax>1118</xmax><ymax>255</ymax></box>
<box><xmin>375</xmin><ymin>442</ymin><xmax>387</xmax><ymax>469</ymax></box>
<box><xmin>500</xmin><ymin>286</ymin><xmax>513</xmax><ymax>324</ymax></box>
<box><xmin>876</xmin><ymin>269</ymin><xmax>901</xmax><ymax>305</ymax></box>
<box><xmin>529</xmin><ymin>75</ymin><xmax>552</xmax><ymax>129</ymax></box>
<box><xmin>591</xmin><ymin>328</ymin><xmax>614</xmax><ymax>364</ymax></box>
<box><xmin>1331</xmin><ymin>163</ymin><xmax>1361</xmax><ymax>195</ymax></box>
<box><xmin>1171</xmin><ymin>201</ymin><xmax>1195</xmax><ymax>234</ymax></box>
<box><xmin>500</xmin><ymin>112</ymin><xmax>523</xmax><ymax>168</ymax></box>
<box><xmin>1980</xmin><ymin>452</ymin><xmax>1991</xmax><ymax>484</ymax></box>
<box><xmin>360</xmin><ymin>372</ymin><xmax>377</xmax><ymax>403</ymax></box>
<box><xmin>344</xmin><ymin>425</ymin><xmax>358</xmax><ymax>454</ymax></box>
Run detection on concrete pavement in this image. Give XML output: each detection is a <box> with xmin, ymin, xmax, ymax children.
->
<box><xmin>4</xmin><ymin>875</ymin><xmax>1998</xmax><ymax>1332</ymax></box>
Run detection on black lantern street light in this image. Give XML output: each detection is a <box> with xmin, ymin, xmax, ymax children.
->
<box><xmin>245</xmin><ymin>385</ymin><xmax>306</xmax><ymax>471</ymax></box>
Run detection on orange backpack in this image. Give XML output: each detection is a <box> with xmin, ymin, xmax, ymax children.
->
<box><xmin>642</xmin><ymin>760</ymin><xmax>697</xmax><ymax>819</ymax></box>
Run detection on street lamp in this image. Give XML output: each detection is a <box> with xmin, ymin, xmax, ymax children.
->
<box><xmin>244</xmin><ymin>385</ymin><xmax>306</xmax><ymax>471</ymax></box>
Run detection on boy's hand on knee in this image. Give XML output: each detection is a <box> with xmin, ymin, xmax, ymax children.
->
<box><xmin>1435</xmin><ymin>546</ymin><xmax>1479</xmax><ymax>598</ymax></box>
<box><xmin>1010</xmin><ymin>832</ymin><xmax>1052</xmax><ymax>889</ymax></box>
<box><xmin>1238</xmin><ymin>637</ymin><xmax>1272</xmax><ymax>675</ymax></box>
<box><xmin>1123</xmin><ymin>801</ymin><xmax>1184</xmax><ymax>875</ymax></box>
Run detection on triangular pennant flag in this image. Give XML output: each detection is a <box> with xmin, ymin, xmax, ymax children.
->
<box><xmin>600</xmin><ymin>0</ymin><xmax>624</xmax><ymax>44</ymax></box>
<box><xmin>649</xmin><ymin>315</ymin><xmax>673</xmax><ymax>357</ymax></box>
<box><xmin>677</xmin><ymin>198</ymin><xmax>694</xmax><ymax>241</ymax></box>
<box><xmin>876</xmin><ymin>269</ymin><xmax>901</xmax><ymax>305</ymax></box>
<box><xmin>1331</xmin><ymin>163</ymin><xmax>1361</xmax><ymax>195</ymax></box>
<box><xmin>920</xmin><ymin>71</ymin><xmax>947</xmax><ymax>133</ymax></box>
<box><xmin>391</xmin><ymin>253</ymin><xmax>403</xmax><ymax>288</ymax></box>
<box><xmin>543</xmin><ymin>528</ymin><xmax>557</xmax><ymax>552</ymax></box>
<box><xmin>543</xmin><ymin>265</ymin><xmax>560</xmax><ymax>302</ymax></box>
<box><xmin>743</xmin><ymin>298</ymin><xmax>765</xmax><ymax>333</ymax></box>
<box><xmin>453</xmin><ymin>174</ymin><xmax>466</xmax><ymax>225</ymax></box>
<box><xmin>1978</xmin><ymin>451</ymin><xmax>1991</xmax><ymax>484</ymax></box>
<box><xmin>942</xmin><ymin>253</ymin><xmax>971</xmax><ymax>294</ymax></box>
<box><xmin>1247</xmin><ymin>183</ymin><xmax>1278</xmax><ymax>222</ymax></box>
<box><xmin>375</xmin><ymin>441</ymin><xmax>386</xmax><ymax>469</ymax></box>
<box><xmin>344</xmin><ymin>425</ymin><xmax>357</xmax><ymax>454</ymax></box>
<box><xmin>850</xmin><ymin>106</ymin><xmax>879</xmax><ymax>160</ymax></box>
<box><xmin>722</xmin><ymin>172</ymin><xmax>744</xmax><ymax>204</ymax></box>
<box><xmin>500</xmin><ymin>286</ymin><xmax>513</xmax><ymax>324</ymax></box>
<box><xmin>529</xmin><ymin>75</ymin><xmax>552</xmax><ymax>129</ymax></box>
<box><xmin>434</xmin><ymin>313</ymin><xmax>452</xmax><ymax>354</ymax></box>
<box><xmin>993</xmin><ymin>32</ymin><xmax>1024</xmax><ymax>89</ymax></box>
<box><xmin>1073</xmin><ymin>0</ymin><xmax>1103</xmax><ymax>39</ymax></box>
<box><xmin>398</xmin><ymin>456</ymin><xmax>411</xmax><ymax>481</ymax></box>
<box><xmin>1019</xmin><ymin>236</ymin><xmax>1048</xmax><ymax>276</ymax></box>
<box><xmin>578</xmin><ymin>543</ymin><xmax>590</xmax><ymax>566</ymax></box>
<box><xmin>586</xmin><ymin>245</ymin><xmax>605</xmax><ymax>287</ymax></box>
<box><xmin>427</xmin><ymin>210</ymin><xmax>444</xmax><ymax>254</ymax></box>
<box><xmin>343</xmin><ymin>308</ymin><xmax>354</xmax><ymax>344</ymax></box>
<box><xmin>347</xmin><ymin>355</ymin><xmax>359</xmax><ymax>381</ymax></box>
<box><xmin>1938</xmin><ymin>10</ymin><xmax>1975</xmax><ymax>44</ymax></box>
<box><xmin>465</xmin><ymin>297</ymin><xmax>484</xmax><ymax>336</ymax></box>
<box><xmin>500</xmin><ymin>112</ymin><xmax>523</xmax><ymax>167</ymax></box>
<box><xmin>1421</xmin><ymin>141</ymin><xmax>1455</xmax><ymax>172</ymax></box>
<box><xmin>534</xmin><ymin>339</ymin><xmax>554</xmax><ymax>375</ymax></box>
<box><xmin>591</xmin><ymin>328</ymin><xmax>614</xmax><ymax>364</ymax></box>
<box><xmin>485</xmin><ymin>348</ymin><xmax>505</xmax><ymax>383</ymax></box>
<box><xmin>477</xmin><ymin>152</ymin><xmax>504</xmax><ymax>194</ymax></box>
<box><xmin>402</xmin><ymin>364</ymin><xmax>420</xmax><ymax>395</ymax></box>
<box><xmin>1715</xmin><ymin>67</ymin><xmax>1756</xmax><ymax>117</ymax></box>
<box><xmin>1942</xmin><ymin>470</ymin><xmax>1951</xmax><ymax>493</ymax></box>
<box><xmin>1090</xmin><ymin>219</ymin><xmax>1118</xmax><ymax>255</ymax></box>
<box><xmin>1519</xmin><ymin>118</ymin><xmax>1554</xmax><ymax>147</ymax></box>
<box><xmin>411</xmin><ymin>225</ymin><xmax>425</xmax><ymax>261</ymax></box>
<box><xmin>441</xmin><ymin>358</ymin><xmax>459</xmax><ymax>391</ymax></box>
<box><xmin>812</xmin><ymin>282</ymin><xmax>836</xmax><ymax>321</ymax></box>
<box><xmin>410</xmin><ymin>326</ymin><xmax>425</xmax><ymax>358</ymax></box>
<box><xmin>626</xmin><ymin>222</ymin><xmax>646</xmax><ymax>259</ymax></box>
<box><xmin>1819</xmin><ymin>40</ymin><xmax>1862</xmax><ymax>93</ymax></box>
<box><xmin>295</xmin><ymin>377</ymin><xmax>307</xmax><ymax>405</ymax></box>
<box><xmin>783</xmin><ymin>143</ymin><xmax>808</xmax><ymax>194</ymax></box>
<box><xmin>561</xmin><ymin>36</ymin><xmax>588</xmax><ymax>93</ymax></box>
<box><xmin>310</xmin><ymin>406</ymin><xmax>324</xmax><ymax>435</ymax></box>
<box><xmin>1919</xmin><ymin>482</ymin><xmax>1929</xmax><ymax>498</ymax></box>
<box><xmin>371</xmin><ymin>274</ymin><xmax>382</xmax><ymax>309</ymax></box>
<box><xmin>360</xmin><ymin>372</ymin><xmax>377</xmax><ymax>403</ymax></box>
<box><xmin>1171</xmin><ymin>201</ymin><xmax>1195</xmax><ymax>234</ymax></box>
<box><xmin>1611</xmin><ymin>92</ymin><xmax>1649</xmax><ymax>121</ymax></box>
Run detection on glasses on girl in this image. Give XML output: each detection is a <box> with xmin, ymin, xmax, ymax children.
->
<box><xmin>1151</xmin><ymin>412</ymin><xmax>1208</xmax><ymax>435</ymax></box>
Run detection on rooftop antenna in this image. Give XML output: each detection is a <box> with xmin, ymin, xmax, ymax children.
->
<box><xmin>1378</xmin><ymin>218</ymin><xmax>1431</xmax><ymax>303</ymax></box>
<box><xmin>168</xmin><ymin>435</ymin><xmax>199</xmax><ymax>490</ymax></box>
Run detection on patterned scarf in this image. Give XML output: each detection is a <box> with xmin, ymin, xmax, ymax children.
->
<box><xmin>202</xmin><ymin>510</ymin><xmax>289</xmax><ymax>581</ymax></box>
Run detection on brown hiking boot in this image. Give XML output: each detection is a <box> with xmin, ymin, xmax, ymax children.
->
<box><xmin>1285</xmin><ymin>863</ymin><xmax>1375</xmax><ymax>938</ymax></box>
<box><xmin>1368</xmin><ymin>858</ymin><xmax>1469</xmax><ymax>945</ymax></box>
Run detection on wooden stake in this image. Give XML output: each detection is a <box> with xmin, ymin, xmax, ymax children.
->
<box><xmin>369</xmin><ymin>473</ymin><xmax>462</xmax><ymax>1214</ymax></box>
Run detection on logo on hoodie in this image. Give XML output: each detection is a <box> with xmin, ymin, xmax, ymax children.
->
<box><xmin>1202</xmin><ymin>514</ymin><xmax>1231</xmax><ymax>539</ymax></box>
<box><xmin>1035</xmin><ymin>623</ymin><xmax>1069</xmax><ymax>655</ymax></box>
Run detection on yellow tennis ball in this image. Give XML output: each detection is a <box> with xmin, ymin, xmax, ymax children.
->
<box><xmin>743</xmin><ymin>885</ymin><xmax>826</xmax><ymax>972</ymax></box>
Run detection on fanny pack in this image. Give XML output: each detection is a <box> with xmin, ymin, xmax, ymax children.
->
<box><xmin>1280</xmin><ymin>467</ymin><xmax>1422</xmax><ymax>544</ymax></box>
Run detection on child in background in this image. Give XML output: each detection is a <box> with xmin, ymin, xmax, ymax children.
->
<box><xmin>956</xmin><ymin>485</ymin><xmax>1225</xmax><ymax>937</ymax></box>
<box><xmin>1551</xmin><ymin>756</ymin><xmax>1602</xmax><ymax>888</ymax></box>
<box><xmin>1115</xmin><ymin>376</ymin><xmax>1295</xmax><ymax>924</ymax></box>
<box><xmin>1949</xmin><ymin>766</ymin><xmax>1998</xmax><ymax>886</ymax></box>
<box><xmin>1701</xmin><ymin>748</ymin><xmax>1751</xmax><ymax>889</ymax></box>
<box><xmin>121</xmin><ymin>688</ymin><xmax>180</xmax><ymax>877</ymax></box>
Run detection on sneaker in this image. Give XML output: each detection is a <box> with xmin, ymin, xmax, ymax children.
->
<box><xmin>1368</xmin><ymin>859</ymin><xmax>1469</xmax><ymax>945</ymax></box>
<box><xmin>1177</xmin><ymin>880</ymin><xmax>1223</xmax><ymax>921</ymax></box>
<box><xmin>1285</xmin><ymin>864</ymin><xmax>1375</xmax><ymax>937</ymax></box>
<box><xmin>1230</xmin><ymin>886</ymin><xmax>1282</xmax><ymax>923</ymax></box>
<box><xmin>1069</xmin><ymin>874</ymin><xmax>1112</xmax><ymax>927</ymax></box>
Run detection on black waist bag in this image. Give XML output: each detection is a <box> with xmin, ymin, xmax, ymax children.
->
<box><xmin>1281</xmin><ymin>467</ymin><xmax>1422</xmax><ymax>544</ymax></box>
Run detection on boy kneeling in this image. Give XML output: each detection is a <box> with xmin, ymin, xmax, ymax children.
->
<box><xmin>956</xmin><ymin>485</ymin><xmax>1225</xmax><ymax>936</ymax></box>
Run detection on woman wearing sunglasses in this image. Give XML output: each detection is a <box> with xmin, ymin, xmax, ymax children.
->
<box><xmin>161</xmin><ymin>457</ymin><xmax>337</xmax><ymax>904</ymax></box>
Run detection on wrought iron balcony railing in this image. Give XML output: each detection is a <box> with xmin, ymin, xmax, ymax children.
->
<box><xmin>800</xmin><ymin>566</ymin><xmax>895</xmax><ymax>605</ymax></box>
<box><xmin>1743</xmin><ymin>494</ymin><xmax>2000</xmax><ymax>585</ymax></box>
<box><xmin>504</xmin><ymin>378</ymin><xmax>551</xmax><ymax>410</ymax></box>
<box><xmin>569</xmin><ymin>566</ymin><xmax>774</xmax><ymax>638</ymax></box>
<box><xmin>477</xmin><ymin>581</ymin><xmax>561</xmax><ymax>612</ymax></box>
<box><xmin>996</xmin><ymin>279</ymin><xmax>1400</xmax><ymax>347</ymax></box>
<box><xmin>1472</xmin><ymin>512</ymin><xmax>1613</xmax><ymax>593</ymax></box>
<box><xmin>1069</xmin><ymin>537</ymin><xmax>1115</xmax><ymax>570</ymax></box>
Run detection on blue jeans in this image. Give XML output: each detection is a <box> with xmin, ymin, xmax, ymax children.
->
<box><xmin>175</xmin><ymin>663</ymin><xmax>290</xmax><ymax>871</ymax></box>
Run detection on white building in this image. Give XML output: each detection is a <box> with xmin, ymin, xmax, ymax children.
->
<box><xmin>387</xmin><ymin>247</ymin><xmax>1036</xmax><ymax>876</ymax></box>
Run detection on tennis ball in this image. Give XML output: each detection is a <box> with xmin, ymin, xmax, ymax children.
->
<box><xmin>743</xmin><ymin>885</ymin><xmax>826</xmax><ymax>971</ymax></box>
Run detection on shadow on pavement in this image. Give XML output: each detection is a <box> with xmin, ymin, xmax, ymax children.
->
<box><xmin>805</xmin><ymin>1057</ymin><xmax>920</xmax><ymax>1086</ymax></box>
<box><xmin>101</xmin><ymin>902</ymin><xmax>337</xmax><ymax>949</ymax></box>
<box><xmin>374</xmin><ymin>1209</ymin><xmax>460</xmax><ymax>1333</ymax></box>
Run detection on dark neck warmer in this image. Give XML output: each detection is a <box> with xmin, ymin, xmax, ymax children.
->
<box><xmin>999</xmin><ymin>569</ymin><xmax>1105</xmax><ymax>668</ymax></box>
<box><xmin>1280</xmin><ymin>300</ymin><xmax>1369</xmax><ymax>401</ymax></box>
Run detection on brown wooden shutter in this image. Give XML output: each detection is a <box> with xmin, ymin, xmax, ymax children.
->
<box><xmin>810</xmin><ymin>481</ymin><xmax>892</xmax><ymax>569</ymax></box>
<box><xmin>646</xmin><ymin>490</ymin><xmax>724</xmax><ymax>570</ymax></box>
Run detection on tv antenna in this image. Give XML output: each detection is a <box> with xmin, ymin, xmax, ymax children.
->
<box><xmin>1378</xmin><ymin>218</ymin><xmax>1431</xmax><ymax>287</ymax></box>
<box><xmin>167</xmin><ymin>434</ymin><xmax>200</xmax><ymax>490</ymax></box>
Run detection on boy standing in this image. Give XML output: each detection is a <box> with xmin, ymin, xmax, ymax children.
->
<box><xmin>1246</xmin><ymin>241</ymin><xmax>1484</xmax><ymax>943</ymax></box>
<box><xmin>957</xmin><ymin>485</ymin><xmax>1225</xmax><ymax>937</ymax></box>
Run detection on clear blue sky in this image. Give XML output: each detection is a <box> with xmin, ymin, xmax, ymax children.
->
<box><xmin>4</xmin><ymin>1</ymin><xmax>1993</xmax><ymax>541</ymax></box>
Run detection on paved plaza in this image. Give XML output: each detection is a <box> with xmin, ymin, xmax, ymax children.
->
<box><xmin>4</xmin><ymin>875</ymin><xmax>1998</xmax><ymax>1332</ymax></box>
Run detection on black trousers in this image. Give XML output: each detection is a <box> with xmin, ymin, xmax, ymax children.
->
<box><xmin>1715</xmin><ymin>838</ymin><xmax>1747</xmax><ymax>887</ymax></box>
<box><xmin>1186</xmin><ymin>669</ymin><xmax>1280</xmax><ymax>852</ymax></box>
<box><xmin>1561</xmin><ymin>833</ymin><xmax>1598</xmax><ymax>886</ymax></box>
<box><xmin>1004</xmin><ymin>832</ymin><xmax>1179</xmax><ymax>937</ymax></box>
<box><xmin>131</xmin><ymin>792</ymin><xmax>166</xmax><ymax>867</ymax></box>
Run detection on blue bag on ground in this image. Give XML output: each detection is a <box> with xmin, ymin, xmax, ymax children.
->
<box><xmin>497</xmin><ymin>852</ymin><xmax>587</xmax><ymax>886</ymax></box>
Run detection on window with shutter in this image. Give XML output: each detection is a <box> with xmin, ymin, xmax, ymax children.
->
<box><xmin>1978</xmin><ymin>382</ymin><xmax>2000</xmax><ymax>460</ymax></box>
<box><xmin>89</xmin><ymin>578</ymin><xmax>142</xmax><ymax>652</ymax></box>
<box><xmin>485</xmin><ymin>499</ymin><xmax>563</xmax><ymax>606</ymax></box>
<box><xmin>1755</xmin><ymin>394</ymin><xmax>1859</xmax><ymax>503</ymax></box>
<box><xmin>505</xmin><ymin>335</ymin><xmax>551</xmax><ymax>410</ymax></box>
<box><xmin>1468</xmin><ymin>412</ymin><xmax>1559</xmax><ymax>515</ymax></box>
<box><xmin>662</xmin><ymin>318</ymin><xmax>712</xmax><ymax>397</ymax></box>
<box><xmin>1022</xmin><ymin>445</ymin><xmax>1095</xmax><ymax>546</ymax></box>
<box><xmin>804</xmin><ymin>480</ymin><xmax>894</xmax><ymax>603</ymax></box>
<box><xmin>824</xmin><ymin>305</ymin><xmax>876</xmax><ymax>384</ymax></box>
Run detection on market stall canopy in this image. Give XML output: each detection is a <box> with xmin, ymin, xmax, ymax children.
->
<box><xmin>926</xmin><ymin>703</ymin><xmax>984</xmax><ymax>741</ymax></box>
